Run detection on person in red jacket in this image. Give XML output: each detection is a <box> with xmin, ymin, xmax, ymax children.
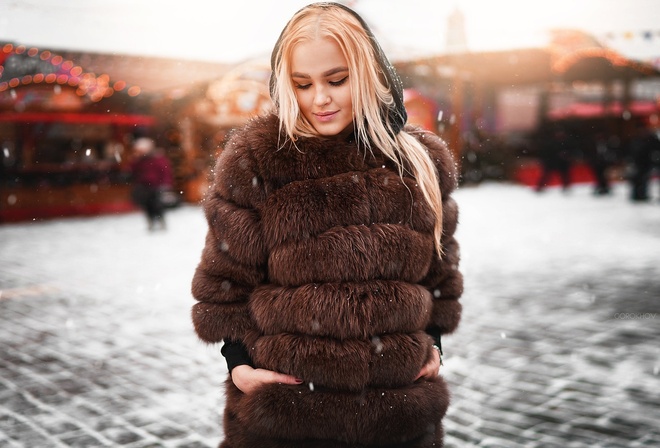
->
<box><xmin>129</xmin><ymin>137</ymin><xmax>173</xmax><ymax>230</ymax></box>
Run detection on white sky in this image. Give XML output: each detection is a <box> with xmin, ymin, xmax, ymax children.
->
<box><xmin>1</xmin><ymin>0</ymin><xmax>660</xmax><ymax>63</ymax></box>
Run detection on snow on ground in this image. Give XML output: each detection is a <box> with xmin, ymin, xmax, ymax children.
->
<box><xmin>1</xmin><ymin>180</ymin><xmax>659</xmax><ymax>447</ymax></box>
<box><xmin>1</xmin><ymin>179</ymin><xmax>659</xmax><ymax>369</ymax></box>
<box><xmin>458</xmin><ymin>181</ymin><xmax>660</xmax><ymax>290</ymax></box>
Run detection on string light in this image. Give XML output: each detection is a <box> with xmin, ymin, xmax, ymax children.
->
<box><xmin>0</xmin><ymin>45</ymin><xmax>142</xmax><ymax>97</ymax></box>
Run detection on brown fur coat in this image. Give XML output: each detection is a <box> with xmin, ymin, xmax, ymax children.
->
<box><xmin>191</xmin><ymin>113</ymin><xmax>463</xmax><ymax>448</ymax></box>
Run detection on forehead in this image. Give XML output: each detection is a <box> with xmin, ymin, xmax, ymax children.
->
<box><xmin>290</xmin><ymin>37</ymin><xmax>348</xmax><ymax>76</ymax></box>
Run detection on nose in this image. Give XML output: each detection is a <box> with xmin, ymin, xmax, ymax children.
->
<box><xmin>313</xmin><ymin>86</ymin><xmax>330</xmax><ymax>107</ymax></box>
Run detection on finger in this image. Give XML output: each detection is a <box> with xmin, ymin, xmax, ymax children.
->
<box><xmin>273</xmin><ymin>373</ymin><xmax>303</xmax><ymax>384</ymax></box>
<box><xmin>414</xmin><ymin>364</ymin><xmax>429</xmax><ymax>381</ymax></box>
<box><xmin>259</xmin><ymin>370</ymin><xmax>302</xmax><ymax>385</ymax></box>
<box><xmin>428</xmin><ymin>359</ymin><xmax>440</xmax><ymax>377</ymax></box>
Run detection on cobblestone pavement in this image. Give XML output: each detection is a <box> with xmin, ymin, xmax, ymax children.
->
<box><xmin>1</xmin><ymin>182</ymin><xmax>659</xmax><ymax>447</ymax></box>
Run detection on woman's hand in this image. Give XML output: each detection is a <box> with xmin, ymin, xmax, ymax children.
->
<box><xmin>231</xmin><ymin>365</ymin><xmax>303</xmax><ymax>394</ymax></box>
<box><xmin>415</xmin><ymin>346</ymin><xmax>442</xmax><ymax>381</ymax></box>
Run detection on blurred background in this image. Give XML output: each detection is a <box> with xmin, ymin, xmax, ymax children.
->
<box><xmin>1</xmin><ymin>2</ymin><xmax>660</xmax><ymax>447</ymax></box>
<box><xmin>1</xmin><ymin>0</ymin><xmax>660</xmax><ymax>220</ymax></box>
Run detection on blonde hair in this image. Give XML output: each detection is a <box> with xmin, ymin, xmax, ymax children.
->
<box><xmin>271</xmin><ymin>3</ymin><xmax>444</xmax><ymax>255</ymax></box>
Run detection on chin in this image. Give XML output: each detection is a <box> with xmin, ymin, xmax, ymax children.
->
<box><xmin>314</xmin><ymin>123</ymin><xmax>354</xmax><ymax>139</ymax></box>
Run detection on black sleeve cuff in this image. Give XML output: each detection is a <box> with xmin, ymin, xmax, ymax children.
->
<box><xmin>425</xmin><ymin>327</ymin><xmax>443</xmax><ymax>356</ymax></box>
<box><xmin>220</xmin><ymin>339</ymin><xmax>254</xmax><ymax>373</ymax></box>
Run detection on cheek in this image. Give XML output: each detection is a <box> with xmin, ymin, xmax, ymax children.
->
<box><xmin>294</xmin><ymin>90</ymin><xmax>311</xmax><ymax>111</ymax></box>
<box><xmin>339</xmin><ymin>87</ymin><xmax>353</xmax><ymax>108</ymax></box>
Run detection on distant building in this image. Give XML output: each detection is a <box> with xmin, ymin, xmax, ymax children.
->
<box><xmin>445</xmin><ymin>7</ymin><xmax>468</xmax><ymax>54</ymax></box>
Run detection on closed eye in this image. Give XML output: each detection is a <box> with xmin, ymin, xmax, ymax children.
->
<box><xmin>294</xmin><ymin>83</ymin><xmax>311</xmax><ymax>90</ymax></box>
<box><xmin>329</xmin><ymin>76</ymin><xmax>348</xmax><ymax>87</ymax></box>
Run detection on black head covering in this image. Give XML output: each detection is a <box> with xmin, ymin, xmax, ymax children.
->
<box><xmin>269</xmin><ymin>2</ymin><xmax>407</xmax><ymax>135</ymax></box>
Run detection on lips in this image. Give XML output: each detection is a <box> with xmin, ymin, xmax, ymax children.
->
<box><xmin>314</xmin><ymin>111</ymin><xmax>338</xmax><ymax>122</ymax></box>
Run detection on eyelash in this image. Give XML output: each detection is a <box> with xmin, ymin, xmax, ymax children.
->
<box><xmin>330</xmin><ymin>76</ymin><xmax>348</xmax><ymax>87</ymax></box>
<box><xmin>295</xmin><ymin>76</ymin><xmax>348</xmax><ymax>90</ymax></box>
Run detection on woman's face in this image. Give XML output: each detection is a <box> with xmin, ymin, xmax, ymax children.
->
<box><xmin>290</xmin><ymin>37</ymin><xmax>354</xmax><ymax>138</ymax></box>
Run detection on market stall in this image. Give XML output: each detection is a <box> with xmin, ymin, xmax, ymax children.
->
<box><xmin>0</xmin><ymin>44</ymin><xmax>154</xmax><ymax>221</ymax></box>
<box><xmin>161</xmin><ymin>60</ymin><xmax>273</xmax><ymax>203</ymax></box>
<box><xmin>395</xmin><ymin>29</ymin><xmax>660</xmax><ymax>185</ymax></box>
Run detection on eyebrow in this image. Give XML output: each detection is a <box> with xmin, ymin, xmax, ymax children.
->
<box><xmin>291</xmin><ymin>67</ymin><xmax>349</xmax><ymax>79</ymax></box>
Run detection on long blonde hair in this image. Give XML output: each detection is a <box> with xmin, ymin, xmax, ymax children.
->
<box><xmin>271</xmin><ymin>3</ymin><xmax>444</xmax><ymax>255</ymax></box>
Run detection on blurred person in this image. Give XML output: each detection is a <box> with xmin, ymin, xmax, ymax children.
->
<box><xmin>129</xmin><ymin>137</ymin><xmax>173</xmax><ymax>230</ymax></box>
<box><xmin>190</xmin><ymin>3</ymin><xmax>462</xmax><ymax>447</ymax></box>
<box><xmin>627</xmin><ymin>123</ymin><xmax>659</xmax><ymax>202</ymax></box>
<box><xmin>655</xmin><ymin>129</ymin><xmax>660</xmax><ymax>200</ymax></box>
<box><xmin>535</xmin><ymin>123</ymin><xmax>573</xmax><ymax>192</ymax></box>
<box><xmin>460</xmin><ymin>127</ymin><xmax>484</xmax><ymax>184</ymax></box>
<box><xmin>586</xmin><ymin>130</ymin><xmax>615</xmax><ymax>196</ymax></box>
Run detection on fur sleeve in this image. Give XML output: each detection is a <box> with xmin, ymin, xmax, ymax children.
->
<box><xmin>190</xmin><ymin>126</ymin><xmax>268</xmax><ymax>344</ymax></box>
<box><xmin>411</xmin><ymin>128</ymin><xmax>463</xmax><ymax>335</ymax></box>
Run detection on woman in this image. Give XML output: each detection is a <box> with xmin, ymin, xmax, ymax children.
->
<box><xmin>191</xmin><ymin>3</ymin><xmax>463</xmax><ymax>447</ymax></box>
<box><xmin>129</xmin><ymin>137</ymin><xmax>173</xmax><ymax>231</ymax></box>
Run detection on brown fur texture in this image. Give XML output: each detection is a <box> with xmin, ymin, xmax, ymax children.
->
<box><xmin>191</xmin><ymin>113</ymin><xmax>462</xmax><ymax>447</ymax></box>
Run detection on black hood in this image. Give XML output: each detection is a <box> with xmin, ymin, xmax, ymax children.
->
<box><xmin>269</xmin><ymin>2</ymin><xmax>407</xmax><ymax>135</ymax></box>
